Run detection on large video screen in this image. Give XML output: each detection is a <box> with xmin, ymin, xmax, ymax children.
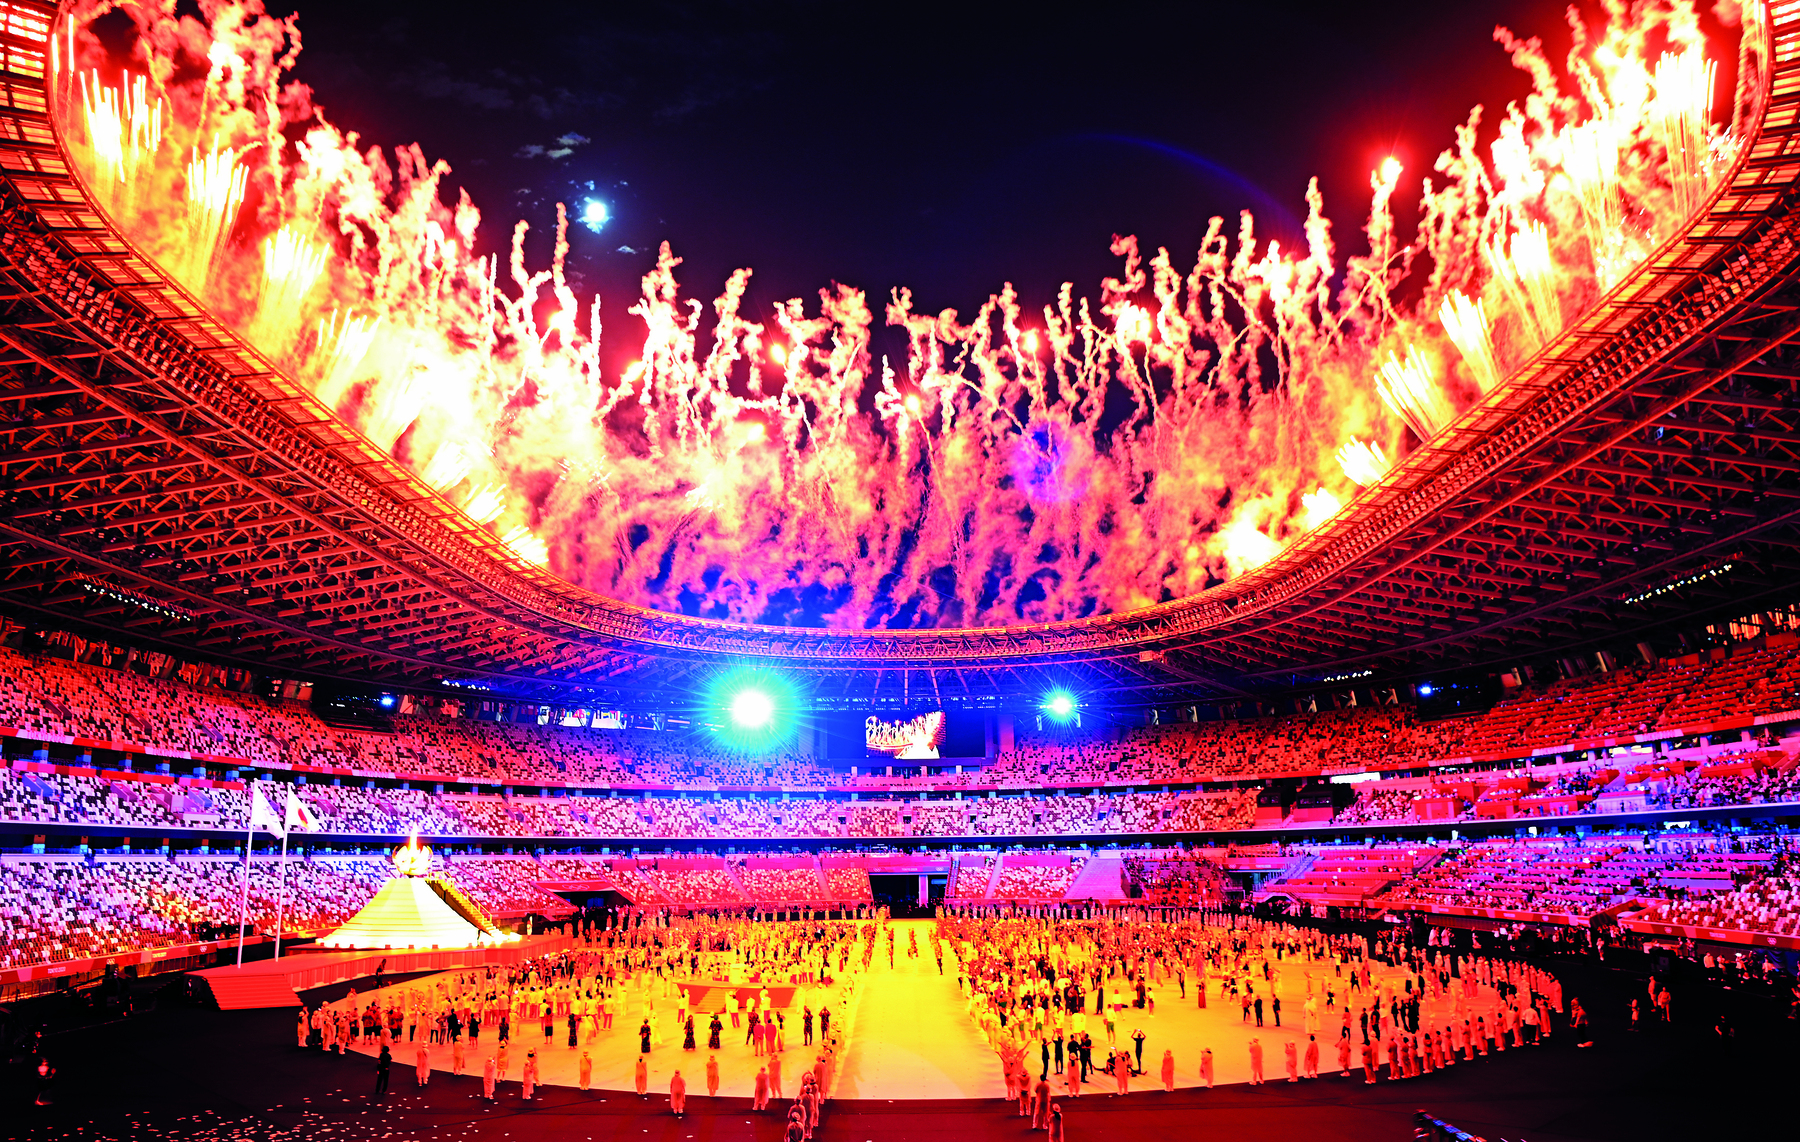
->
<box><xmin>818</xmin><ymin>709</ymin><xmax>983</xmax><ymax>759</ymax></box>
<box><xmin>864</xmin><ymin>711</ymin><xmax>947</xmax><ymax>759</ymax></box>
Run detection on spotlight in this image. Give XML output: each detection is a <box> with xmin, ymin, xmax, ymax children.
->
<box><xmin>705</xmin><ymin>668</ymin><xmax>800</xmax><ymax>752</ymax></box>
<box><xmin>378</xmin><ymin>694</ymin><xmax>397</xmax><ymax>709</ymax></box>
<box><xmin>1041</xmin><ymin>691</ymin><xmax>1078</xmax><ymax>721</ymax></box>
<box><xmin>581</xmin><ymin>198</ymin><xmax>609</xmax><ymax>232</ymax></box>
<box><xmin>729</xmin><ymin>688</ymin><xmax>774</xmax><ymax>729</ymax></box>
<box><xmin>1418</xmin><ymin>684</ymin><xmax>1434</xmax><ymax>697</ymax></box>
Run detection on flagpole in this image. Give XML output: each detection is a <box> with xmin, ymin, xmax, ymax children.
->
<box><xmin>273</xmin><ymin>825</ymin><xmax>291</xmax><ymax>959</ymax></box>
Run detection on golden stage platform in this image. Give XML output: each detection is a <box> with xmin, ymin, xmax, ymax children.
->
<box><xmin>190</xmin><ymin>932</ymin><xmax>576</xmax><ymax>1009</ymax></box>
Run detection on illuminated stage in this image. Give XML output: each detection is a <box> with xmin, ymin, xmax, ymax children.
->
<box><xmin>190</xmin><ymin>933</ymin><xmax>577</xmax><ymax>1010</ymax></box>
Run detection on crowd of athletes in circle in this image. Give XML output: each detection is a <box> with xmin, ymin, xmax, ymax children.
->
<box><xmin>297</xmin><ymin>912</ymin><xmax>873</xmax><ymax>1139</ymax></box>
<box><xmin>261</xmin><ymin>902</ymin><xmax>1715</xmax><ymax>1139</ymax></box>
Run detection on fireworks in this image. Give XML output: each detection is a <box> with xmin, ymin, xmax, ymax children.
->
<box><xmin>1559</xmin><ymin>114</ymin><xmax>1630</xmax><ymax>289</ymax></box>
<box><xmin>1484</xmin><ymin>223</ymin><xmax>1563</xmax><ymax>351</ymax></box>
<box><xmin>421</xmin><ymin>441</ymin><xmax>475</xmax><ymax>492</ymax></box>
<box><xmin>47</xmin><ymin>0</ymin><xmax>1747</xmax><ymax>628</ymax></box>
<box><xmin>253</xmin><ymin>226</ymin><xmax>327</xmax><ymax>354</ymax></box>
<box><xmin>182</xmin><ymin>142</ymin><xmax>245</xmax><ymax>292</ymax></box>
<box><xmin>312</xmin><ymin>309</ymin><xmax>383</xmax><ymax>411</ymax></box>
<box><xmin>1300</xmin><ymin>486</ymin><xmax>1344</xmax><ymax>530</ymax></box>
<box><xmin>1336</xmin><ymin>439</ymin><xmax>1391</xmax><ymax>489</ymax></box>
<box><xmin>1438</xmin><ymin>291</ymin><xmax>1501</xmax><ymax>395</ymax></box>
<box><xmin>462</xmin><ymin>485</ymin><xmax>507</xmax><ymax>526</ymax></box>
<box><xmin>1376</xmin><ymin>347</ymin><xmax>1454</xmax><ymax>443</ymax></box>
<box><xmin>1216</xmin><ymin>511</ymin><xmax>1282</xmax><ymax>577</ymax></box>
<box><xmin>79</xmin><ymin>69</ymin><xmax>160</xmax><ymax>186</ymax></box>
<box><xmin>1653</xmin><ymin>48</ymin><xmax>1719</xmax><ymax>221</ymax></box>
<box><xmin>500</xmin><ymin>525</ymin><xmax>550</xmax><ymax>568</ymax></box>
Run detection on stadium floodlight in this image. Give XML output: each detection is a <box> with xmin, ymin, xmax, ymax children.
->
<box><xmin>705</xmin><ymin>667</ymin><xmax>801</xmax><ymax>751</ymax></box>
<box><xmin>729</xmin><ymin>687</ymin><xmax>775</xmax><ymax>729</ymax></box>
<box><xmin>1041</xmin><ymin>691</ymin><xmax>1078</xmax><ymax>721</ymax></box>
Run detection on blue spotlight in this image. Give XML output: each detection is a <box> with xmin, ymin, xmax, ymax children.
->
<box><xmin>706</xmin><ymin>667</ymin><xmax>800</xmax><ymax>752</ymax></box>
<box><xmin>729</xmin><ymin>688</ymin><xmax>774</xmax><ymax>729</ymax></box>
<box><xmin>1041</xmin><ymin>691</ymin><xmax>1078</xmax><ymax>721</ymax></box>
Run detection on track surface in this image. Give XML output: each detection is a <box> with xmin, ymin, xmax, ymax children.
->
<box><xmin>0</xmin><ymin>951</ymin><xmax>1786</xmax><ymax>1142</ymax></box>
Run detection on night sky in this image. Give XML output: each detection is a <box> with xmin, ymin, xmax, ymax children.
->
<box><xmin>268</xmin><ymin>0</ymin><xmax>1557</xmax><ymax>357</ymax></box>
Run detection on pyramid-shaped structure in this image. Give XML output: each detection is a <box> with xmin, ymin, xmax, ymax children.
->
<box><xmin>320</xmin><ymin>876</ymin><xmax>498</xmax><ymax>950</ymax></box>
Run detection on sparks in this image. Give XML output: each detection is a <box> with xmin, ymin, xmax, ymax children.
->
<box><xmin>1336</xmin><ymin>438</ymin><xmax>1391</xmax><ymax>488</ymax></box>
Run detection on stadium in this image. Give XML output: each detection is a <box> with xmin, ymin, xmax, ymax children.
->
<box><xmin>0</xmin><ymin>0</ymin><xmax>1796</xmax><ymax>1139</ymax></box>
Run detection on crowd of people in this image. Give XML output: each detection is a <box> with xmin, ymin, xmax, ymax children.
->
<box><xmin>6</xmin><ymin>833</ymin><xmax>1800</xmax><ymax>977</ymax></box>
<box><xmin>304</xmin><ymin>912</ymin><xmax>863</xmax><ymax>1131</ymax></box>
<box><xmin>17</xmin><ymin>751</ymin><xmax>1796</xmax><ymax>847</ymax></box>
<box><xmin>1620</xmin><ymin>842</ymin><xmax>1800</xmax><ymax>937</ymax></box>
<box><xmin>988</xmin><ymin>707</ymin><xmax>1467</xmax><ymax>785</ymax></box>
<box><xmin>2</xmin><ymin>639</ymin><xmax>1799</xmax><ymax>802</ymax></box>
<box><xmin>0</xmin><ymin>852</ymin><xmax>577</xmax><ymax>970</ymax></box>
<box><xmin>946</xmin><ymin>909</ymin><xmax>1573</xmax><ymax>1099</ymax></box>
<box><xmin>0</xmin><ymin>767</ymin><xmax>1268</xmax><ymax>841</ymax></box>
<box><xmin>1305</xmin><ymin>748</ymin><xmax>1800</xmax><ymax>829</ymax></box>
<box><xmin>989</xmin><ymin>859</ymin><xmax>1082</xmax><ymax>900</ymax></box>
<box><xmin>4</xmin><ymin>631</ymin><xmax>1800</xmax><ymax>996</ymax></box>
<box><xmin>246</xmin><ymin>892</ymin><xmax>1721</xmax><ymax>1129</ymax></box>
<box><xmin>1122</xmin><ymin>852</ymin><xmax>1234</xmax><ymax>909</ymax></box>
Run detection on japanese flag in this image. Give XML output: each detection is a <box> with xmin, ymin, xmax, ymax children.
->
<box><xmin>285</xmin><ymin>788</ymin><xmax>323</xmax><ymax>833</ymax></box>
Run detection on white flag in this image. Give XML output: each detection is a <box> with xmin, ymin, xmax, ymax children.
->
<box><xmin>249</xmin><ymin>786</ymin><xmax>286</xmax><ymax>840</ymax></box>
<box><xmin>285</xmin><ymin>788</ymin><xmax>323</xmax><ymax>833</ymax></box>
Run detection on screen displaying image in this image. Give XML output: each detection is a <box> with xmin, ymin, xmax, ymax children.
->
<box><xmin>865</xmin><ymin>710</ymin><xmax>946</xmax><ymax>759</ymax></box>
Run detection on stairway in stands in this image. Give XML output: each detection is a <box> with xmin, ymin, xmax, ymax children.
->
<box><xmin>985</xmin><ymin>854</ymin><xmax>1007</xmax><ymax>899</ymax></box>
<box><xmin>1064</xmin><ymin>853</ymin><xmax>1129</xmax><ymax>901</ymax></box>
<box><xmin>721</xmin><ymin>858</ymin><xmax>750</xmax><ymax>900</ymax></box>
